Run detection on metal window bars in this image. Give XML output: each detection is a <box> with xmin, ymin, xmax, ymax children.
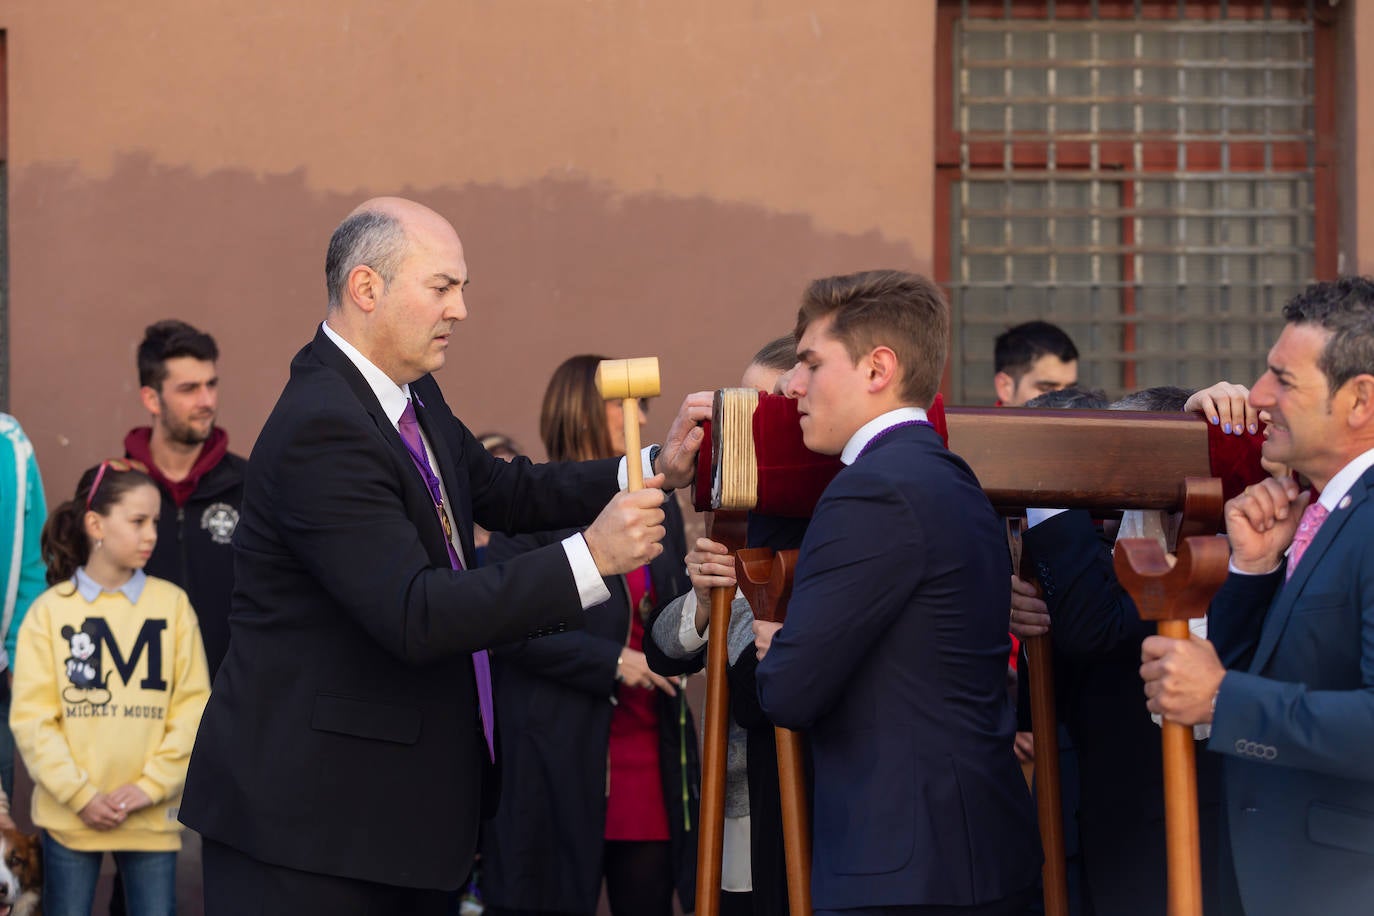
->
<box><xmin>950</xmin><ymin>0</ymin><xmax>1316</xmax><ymax>403</ymax></box>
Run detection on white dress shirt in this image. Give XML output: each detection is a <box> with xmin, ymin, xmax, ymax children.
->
<box><xmin>321</xmin><ymin>321</ymin><xmax>611</xmax><ymax>608</ymax></box>
<box><xmin>840</xmin><ymin>407</ymin><xmax>930</xmax><ymax>466</ymax></box>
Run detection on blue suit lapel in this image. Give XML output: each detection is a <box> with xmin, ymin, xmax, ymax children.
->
<box><xmin>1250</xmin><ymin>473</ymin><xmax>1372</xmax><ymax>672</ymax></box>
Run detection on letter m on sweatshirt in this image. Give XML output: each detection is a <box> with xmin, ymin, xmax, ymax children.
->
<box><xmin>84</xmin><ymin>618</ymin><xmax>168</xmax><ymax>691</ymax></box>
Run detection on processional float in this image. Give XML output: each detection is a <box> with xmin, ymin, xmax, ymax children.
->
<box><xmin>689</xmin><ymin>388</ymin><xmax>1266</xmax><ymax>916</ymax></box>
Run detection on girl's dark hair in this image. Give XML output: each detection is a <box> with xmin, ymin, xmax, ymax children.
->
<box><xmin>41</xmin><ymin>461</ymin><xmax>157</xmax><ymax>586</ymax></box>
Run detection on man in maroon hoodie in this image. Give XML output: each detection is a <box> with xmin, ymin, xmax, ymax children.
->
<box><xmin>125</xmin><ymin>319</ymin><xmax>245</xmax><ymax>681</ymax></box>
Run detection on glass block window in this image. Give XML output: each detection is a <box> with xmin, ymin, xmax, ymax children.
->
<box><xmin>938</xmin><ymin>1</ymin><xmax>1334</xmax><ymax>404</ymax></box>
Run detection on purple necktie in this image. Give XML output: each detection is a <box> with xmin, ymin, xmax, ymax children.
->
<box><xmin>1286</xmin><ymin>500</ymin><xmax>1329</xmax><ymax>580</ymax></box>
<box><xmin>399</xmin><ymin>399</ymin><xmax>495</xmax><ymax>761</ymax></box>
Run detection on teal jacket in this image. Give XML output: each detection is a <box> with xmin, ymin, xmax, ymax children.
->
<box><xmin>0</xmin><ymin>414</ymin><xmax>47</xmax><ymax>672</ymax></box>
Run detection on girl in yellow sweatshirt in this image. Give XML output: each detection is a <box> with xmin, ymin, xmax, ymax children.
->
<box><xmin>11</xmin><ymin>459</ymin><xmax>210</xmax><ymax>916</ymax></box>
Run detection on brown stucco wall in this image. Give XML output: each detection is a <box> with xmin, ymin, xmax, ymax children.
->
<box><xmin>0</xmin><ymin>0</ymin><xmax>938</xmax><ymax>497</ymax></box>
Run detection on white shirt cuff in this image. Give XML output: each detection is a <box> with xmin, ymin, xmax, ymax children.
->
<box><xmin>1025</xmin><ymin>507</ymin><xmax>1068</xmax><ymax>528</ymax></box>
<box><xmin>563</xmin><ymin>534</ymin><xmax>611</xmax><ymax>608</ymax></box>
<box><xmin>1228</xmin><ymin>559</ymin><xmax>1282</xmax><ymax>576</ymax></box>
<box><xmin>677</xmin><ymin>591</ymin><xmax>709</xmax><ymax>652</ymax></box>
<box><xmin>616</xmin><ymin>446</ymin><xmax>657</xmax><ymax>489</ymax></box>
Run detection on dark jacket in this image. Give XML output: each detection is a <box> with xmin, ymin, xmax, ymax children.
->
<box><xmin>126</xmin><ymin>426</ymin><xmax>245</xmax><ymax>679</ymax></box>
<box><xmin>479</xmin><ymin>498</ymin><xmax>699</xmax><ymax>915</ymax></box>
<box><xmin>1023</xmin><ymin>509</ymin><xmax>1223</xmax><ymax>916</ymax></box>
<box><xmin>181</xmin><ymin>328</ymin><xmax>621</xmax><ymax>890</ymax></box>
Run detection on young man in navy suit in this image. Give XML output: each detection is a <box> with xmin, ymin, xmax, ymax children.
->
<box><xmin>1141</xmin><ymin>277</ymin><xmax>1374</xmax><ymax>916</ymax></box>
<box><xmin>754</xmin><ymin>270</ymin><xmax>1041</xmax><ymax>915</ymax></box>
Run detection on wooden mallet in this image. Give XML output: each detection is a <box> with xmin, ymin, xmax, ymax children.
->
<box><xmin>1114</xmin><ymin>531</ymin><xmax>1230</xmax><ymax>916</ymax></box>
<box><xmin>595</xmin><ymin>357</ymin><xmax>661</xmax><ymax>490</ymax></box>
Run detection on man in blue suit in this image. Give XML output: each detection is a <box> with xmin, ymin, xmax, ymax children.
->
<box><xmin>1141</xmin><ymin>276</ymin><xmax>1374</xmax><ymax>916</ymax></box>
<box><xmin>754</xmin><ymin>270</ymin><xmax>1041</xmax><ymax>915</ymax></box>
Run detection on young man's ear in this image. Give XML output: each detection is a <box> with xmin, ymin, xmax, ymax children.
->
<box><xmin>139</xmin><ymin>385</ymin><xmax>162</xmax><ymax>417</ymax></box>
<box><xmin>994</xmin><ymin>371</ymin><xmax>1015</xmax><ymax>405</ymax></box>
<box><xmin>867</xmin><ymin>347</ymin><xmax>900</xmax><ymax>393</ymax></box>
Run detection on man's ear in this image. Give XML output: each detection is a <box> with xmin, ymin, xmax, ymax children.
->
<box><xmin>139</xmin><ymin>386</ymin><xmax>161</xmax><ymax>417</ymax></box>
<box><xmin>347</xmin><ymin>264</ymin><xmax>384</xmax><ymax>313</ymax></box>
<box><xmin>867</xmin><ymin>347</ymin><xmax>900</xmax><ymax>394</ymax></box>
<box><xmin>994</xmin><ymin>371</ymin><xmax>1016</xmax><ymax>405</ymax></box>
<box><xmin>1343</xmin><ymin>374</ymin><xmax>1374</xmax><ymax>429</ymax></box>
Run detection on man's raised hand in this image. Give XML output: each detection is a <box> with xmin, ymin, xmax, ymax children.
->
<box><xmin>584</xmin><ymin>475</ymin><xmax>667</xmax><ymax>575</ymax></box>
<box><xmin>1225</xmin><ymin>475</ymin><xmax>1309</xmax><ymax>574</ymax></box>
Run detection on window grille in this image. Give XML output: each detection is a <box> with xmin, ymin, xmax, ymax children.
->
<box><xmin>940</xmin><ymin>1</ymin><xmax>1331</xmax><ymax>404</ymax></box>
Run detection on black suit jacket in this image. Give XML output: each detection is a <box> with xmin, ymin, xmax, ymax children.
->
<box><xmin>756</xmin><ymin>423</ymin><xmax>1040</xmax><ymax>910</ymax></box>
<box><xmin>1024</xmin><ymin>510</ymin><xmax>1223</xmax><ymax>915</ymax></box>
<box><xmin>180</xmin><ymin>328</ymin><xmax>621</xmax><ymax>890</ymax></box>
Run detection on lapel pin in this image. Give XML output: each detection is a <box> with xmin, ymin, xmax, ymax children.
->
<box><xmin>1339</xmin><ymin>495</ymin><xmax>1353</xmax><ymax>511</ymax></box>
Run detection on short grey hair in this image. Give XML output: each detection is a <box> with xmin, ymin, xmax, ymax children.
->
<box><xmin>325</xmin><ymin>210</ymin><xmax>407</xmax><ymax>309</ymax></box>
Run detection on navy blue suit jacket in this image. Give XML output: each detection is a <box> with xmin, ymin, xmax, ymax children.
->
<box><xmin>181</xmin><ymin>328</ymin><xmax>621</xmax><ymax>890</ymax></box>
<box><xmin>756</xmin><ymin>422</ymin><xmax>1040</xmax><ymax>910</ymax></box>
<box><xmin>1206</xmin><ymin>464</ymin><xmax>1374</xmax><ymax>916</ymax></box>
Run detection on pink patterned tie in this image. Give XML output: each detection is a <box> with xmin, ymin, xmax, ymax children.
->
<box><xmin>1286</xmin><ymin>500</ymin><xmax>1329</xmax><ymax>580</ymax></box>
<box><xmin>398</xmin><ymin>400</ymin><xmax>495</xmax><ymax>761</ymax></box>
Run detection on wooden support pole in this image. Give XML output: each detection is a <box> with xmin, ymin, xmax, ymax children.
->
<box><xmin>1158</xmin><ymin>618</ymin><xmax>1205</xmax><ymax>916</ymax></box>
<box><xmin>1009</xmin><ymin>524</ymin><xmax>1068</xmax><ymax>916</ymax></box>
<box><xmin>695</xmin><ymin>584</ymin><xmax>733</xmax><ymax>916</ymax></box>
<box><xmin>1026</xmin><ymin>630</ymin><xmax>1069</xmax><ymax>916</ymax></box>
<box><xmin>1115</xmin><ymin>510</ymin><xmax>1229</xmax><ymax>916</ymax></box>
<box><xmin>695</xmin><ymin>511</ymin><xmax>747</xmax><ymax>916</ymax></box>
<box><xmin>737</xmin><ymin>547</ymin><xmax>812</xmax><ymax>916</ymax></box>
<box><xmin>774</xmin><ymin>726</ymin><xmax>812</xmax><ymax>916</ymax></box>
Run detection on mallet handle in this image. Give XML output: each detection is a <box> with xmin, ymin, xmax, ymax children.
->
<box><xmin>624</xmin><ymin>398</ymin><xmax>644</xmax><ymax>491</ymax></box>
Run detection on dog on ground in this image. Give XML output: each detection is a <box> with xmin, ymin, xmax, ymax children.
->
<box><xmin>0</xmin><ymin>827</ymin><xmax>40</xmax><ymax>916</ymax></box>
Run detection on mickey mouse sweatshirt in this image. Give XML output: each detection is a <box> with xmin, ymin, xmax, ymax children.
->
<box><xmin>10</xmin><ymin>572</ymin><xmax>210</xmax><ymax>851</ymax></box>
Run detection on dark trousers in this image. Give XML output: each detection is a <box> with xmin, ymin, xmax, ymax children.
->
<box><xmin>815</xmin><ymin>882</ymin><xmax>1037</xmax><ymax>916</ymax></box>
<box><xmin>485</xmin><ymin>840</ymin><xmax>673</xmax><ymax>916</ymax></box>
<box><xmin>202</xmin><ymin>837</ymin><xmax>451</xmax><ymax>916</ymax></box>
<box><xmin>720</xmin><ymin>889</ymin><xmax>755</xmax><ymax>916</ymax></box>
